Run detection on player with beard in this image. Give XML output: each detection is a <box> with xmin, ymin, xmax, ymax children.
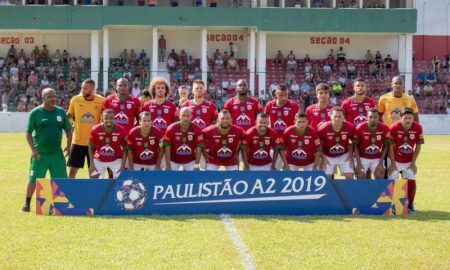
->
<box><xmin>88</xmin><ymin>109</ymin><xmax>127</xmax><ymax>179</ymax></box>
<box><xmin>127</xmin><ymin>111</ymin><xmax>164</xmax><ymax>171</ymax></box>
<box><xmin>305</xmin><ymin>83</ymin><xmax>334</xmax><ymax>129</ymax></box>
<box><xmin>341</xmin><ymin>78</ymin><xmax>377</xmax><ymax>126</ymax></box>
<box><xmin>203</xmin><ymin>110</ymin><xmax>245</xmax><ymax>171</ymax></box>
<box><xmin>241</xmin><ymin>113</ymin><xmax>287</xmax><ymax>171</ymax></box>
<box><xmin>387</xmin><ymin>108</ymin><xmax>424</xmax><ymax>213</ymax></box>
<box><xmin>224</xmin><ymin>79</ymin><xmax>261</xmax><ymax>131</ymax></box>
<box><xmin>318</xmin><ymin>106</ymin><xmax>356</xmax><ymax>179</ymax></box>
<box><xmin>353</xmin><ymin>108</ymin><xmax>390</xmax><ymax>179</ymax></box>
<box><xmin>67</xmin><ymin>79</ymin><xmax>105</xmax><ymax>178</ymax></box>
<box><xmin>164</xmin><ymin>107</ymin><xmax>204</xmax><ymax>171</ymax></box>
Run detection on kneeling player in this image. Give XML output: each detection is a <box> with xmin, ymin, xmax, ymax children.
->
<box><xmin>283</xmin><ymin>112</ymin><xmax>322</xmax><ymax>171</ymax></box>
<box><xmin>88</xmin><ymin>109</ymin><xmax>127</xmax><ymax>178</ymax></box>
<box><xmin>127</xmin><ymin>111</ymin><xmax>164</xmax><ymax>171</ymax></box>
<box><xmin>354</xmin><ymin>108</ymin><xmax>390</xmax><ymax>179</ymax></box>
<box><xmin>387</xmin><ymin>108</ymin><xmax>424</xmax><ymax>212</ymax></box>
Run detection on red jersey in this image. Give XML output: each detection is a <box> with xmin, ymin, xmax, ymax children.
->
<box><xmin>163</xmin><ymin>122</ymin><xmax>204</xmax><ymax>164</ymax></box>
<box><xmin>102</xmin><ymin>95</ymin><xmax>141</xmax><ymax>133</ymax></box>
<box><xmin>224</xmin><ymin>97</ymin><xmax>261</xmax><ymax>131</ymax></box>
<box><xmin>282</xmin><ymin>125</ymin><xmax>322</xmax><ymax>166</ymax></box>
<box><xmin>390</xmin><ymin>121</ymin><xmax>424</xmax><ymax>163</ymax></box>
<box><xmin>203</xmin><ymin>125</ymin><xmax>244</xmax><ymax>166</ymax></box>
<box><xmin>127</xmin><ymin>126</ymin><xmax>163</xmax><ymax>165</ymax></box>
<box><xmin>318</xmin><ymin>121</ymin><xmax>356</xmax><ymax>157</ymax></box>
<box><xmin>142</xmin><ymin>100</ymin><xmax>177</xmax><ymax>134</ymax></box>
<box><xmin>180</xmin><ymin>100</ymin><xmax>218</xmax><ymax>130</ymax></box>
<box><xmin>242</xmin><ymin>126</ymin><xmax>281</xmax><ymax>166</ymax></box>
<box><xmin>305</xmin><ymin>103</ymin><xmax>334</xmax><ymax>129</ymax></box>
<box><xmin>341</xmin><ymin>96</ymin><xmax>377</xmax><ymax>126</ymax></box>
<box><xmin>354</xmin><ymin>122</ymin><xmax>390</xmax><ymax>159</ymax></box>
<box><xmin>264</xmin><ymin>100</ymin><xmax>300</xmax><ymax>136</ymax></box>
<box><xmin>89</xmin><ymin>124</ymin><xmax>127</xmax><ymax>162</ymax></box>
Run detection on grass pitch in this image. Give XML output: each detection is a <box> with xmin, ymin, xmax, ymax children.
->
<box><xmin>0</xmin><ymin>133</ymin><xmax>448</xmax><ymax>269</ymax></box>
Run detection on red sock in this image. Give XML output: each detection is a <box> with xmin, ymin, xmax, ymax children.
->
<box><xmin>407</xmin><ymin>179</ymin><xmax>416</xmax><ymax>207</ymax></box>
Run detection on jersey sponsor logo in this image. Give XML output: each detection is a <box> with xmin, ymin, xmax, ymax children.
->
<box><xmin>377</xmin><ymin>135</ymin><xmax>381</xmax><ymax>140</ymax></box>
<box><xmin>192</xmin><ymin>116</ymin><xmax>206</xmax><ymax>129</ymax></box>
<box><xmin>273</xmin><ymin>118</ymin><xmax>287</xmax><ymax>131</ymax></box>
<box><xmin>100</xmin><ymin>144</ymin><xmax>115</xmax><ymax>157</ymax></box>
<box><xmin>127</xmin><ymin>103</ymin><xmax>132</xmax><ymax>109</ymax></box>
<box><xmin>236</xmin><ymin>113</ymin><xmax>251</xmax><ymax>126</ymax></box>
<box><xmin>217</xmin><ymin>146</ymin><xmax>232</xmax><ymax>158</ymax></box>
<box><xmin>364</xmin><ymin>144</ymin><xmax>381</xmax><ymax>155</ymax></box>
<box><xmin>398</xmin><ymin>143</ymin><xmax>413</xmax><ymax>154</ymax></box>
<box><xmin>56</xmin><ymin>116</ymin><xmax>62</xmax><ymax>122</ymax></box>
<box><xmin>112</xmin><ymin>136</ymin><xmax>117</xmax><ymax>142</ymax></box>
<box><xmin>353</xmin><ymin>114</ymin><xmax>367</xmax><ymax>125</ymax></box>
<box><xmin>291</xmin><ymin>148</ymin><xmax>307</xmax><ymax>160</ymax></box>
<box><xmin>342</xmin><ymin>134</ymin><xmax>347</xmax><ymax>140</ymax></box>
<box><xmin>139</xmin><ymin>149</ymin><xmax>155</xmax><ymax>160</ymax></box>
<box><xmin>305</xmin><ymin>139</ymin><xmax>309</xmax><ymax>145</ymax></box>
<box><xmin>176</xmin><ymin>144</ymin><xmax>193</xmax><ymax>156</ymax></box>
<box><xmin>81</xmin><ymin>112</ymin><xmax>96</xmax><ymax>124</ymax></box>
<box><xmin>115</xmin><ymin>111</ymin><xmax>129</xmax><ymax>125</ymax></box>
<box><xmin>410</xmin><ymin>134</ymin><xmax>415</xmax><ymax>139</ymax></box>
<box><xmin>247</xmin><ymin>104</ymin><xmax>252</xmax><ymax>110</ymax></box>
<box><xmin>153</xmin><ymin>116</ymin><xmax>168</xmax><ymax>129</ymax></box>
<box><xmin>329</xmin><ymin>144</ymin><xmax>345</xmax><ymax>155</ymax></box>
<box><xmin>253</xmin><ymin>148</ymin><xmax>269</xmax><ymax>160</ymax></box>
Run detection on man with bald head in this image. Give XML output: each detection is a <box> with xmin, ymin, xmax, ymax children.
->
<box><xmin>22</xmin><ymin>88</ymin><xmax>72</xmax><ymax>212</ymax></box>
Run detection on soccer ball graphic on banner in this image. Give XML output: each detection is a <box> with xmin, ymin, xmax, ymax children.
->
<box><xmin>115</xmin><ymin>179</ymin><xmax>147</xmax><ymax>211</ymax></box>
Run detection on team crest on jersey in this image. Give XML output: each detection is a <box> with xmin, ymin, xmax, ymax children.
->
<box><xmin>192</xmin><ymin>117</ymin><xmax>206</xmax><ymax>129</ymax></box>
<box><xmin>127</xmin><ymin>103</ymin><xmax>132</xmax><ymax>109</ymax></box>
<box><xmin>139</xmin><ymin>149</ymin><xmax>155</xmax><ymax>160</ymax></box>
<box><xmin>236</xmin><ymin>114</ymin><xmax>251</xmax><ymax>126</ymax></box>
<box><xmin>284</xmin><ymin>110</ymin><xmax>289</xmax><ymax>116</ymax></box>
<box><xmin>215</xmin><ymin>139</ymin><xmax>220</xmax><ymax>143</ymax></box>
<box><xmin>253</xmin><ymin>139</ymin><xmax>258</xmax><ymax>144</ymax></box>
<box><xmin>153</xmin><ymin>116</ymin><xmax>168</xmax><ymax>129</ymax></box>
<box><xmin>398</xmin><ymin>143</ymin><xmax>413</xmax><ymax>154</ymax></box>
<box><xmin>150</xmin><ymin>140</ymin><xmax>155</xmax><ymax>145</ymax></box>
<box><xmin>112</xmin><ymin>136</ymin><xmax>117</xmax><ymax>142</ymax></box>
<box><xmin>100</xmin><ymin>144</ymin><xmax>115</xmax><ymax>157</ymax></box>
<box><xmin>398</xmin><ymin>134</ymin><xmax>402</xmax><ymax>139</ymax></box>
<box><xmin>115</xmin><ymin>111</ymin><xmax>129</xmax><ymax>125</ymax></box>
<box><xmin>410</xmin><ymin>134</ymin><xmax>415</xmax><ymax>139</ymax></box>
<box><xmin>99</xmin><ymin>136</ymin><xmax>104</xmax><ymax>140</ymax></box>
<box><xmin>253</xmin><ymin>148</ymin><xmax>269</xmax><ymax>159</ymax></box>
<box><xmin>265</xmin><ymin>140</ymin><xmax>270</xmax><ymax>145</ymax></box>
<box><xmin>217</xmin><ymin>146</ymin><xmax>232</xmax><ymax>158</ymax></box>
<box><xmin>202</xmin><ymin>108</ymin><xmax>207</xmax><ymax>113</ymax></box>
<box><xmin>291</xmin><ymin>148</ymin><xmax>307</xmax><ymax>159</ymax></box>
<box><xmin>229</xmin><ymin>138</ymin><xmax>234</xmax><ymax>143</ymax></box>
<box><xmin>187</xmin><ymin>135</ymin><xmax>193</xmax><ymax>141</ymax></box>
<box><xmin>176</xmin><ymin>144</ymin><xmax>192</xmax><ymax>156</ymax></box>
<box><xmin>305</xmin><ymin>139</ymin><xmax>309</xmax><ymax>145</ymax></box>
<box><xmin>81</xmin><ymin>112</ymin><xmax>96</xmax><ymax>124</ymax></box>
<box><xmin>137</xmin><ymin>141</ymin><xmax>142</xmax><ymax>146</ymax></box>
<box><xmin>377</xmin><ymin>135</ymin><xmax>381</xmax><ymax>140</ymax></box>
<box><xmin>330</xmin><ymin>144</ymin><xmax>345</xmax><ymax>155</ymax></box>
<box><xmin>365</xmin><ymin>144</ymin><xmax>381</xmax><ymax>155</ymax></box>
<box><xmin>342</xmin><ymin>134</ymin><xmax>347</xmax><ymax>140</ymax></box>
<box><xmin>273</xmin><ymin>118</ymin><xmax>287</xmax><ymax>131</ymax></box>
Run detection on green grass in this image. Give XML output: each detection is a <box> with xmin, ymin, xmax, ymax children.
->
<box><xmin>0</xmin><ymin>133</ymin><xmax>448</xmax><ymax>269</ymax></box>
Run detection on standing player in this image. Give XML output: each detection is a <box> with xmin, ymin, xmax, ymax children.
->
<box><xmin>22</xmin><ymin>88</ymin><xmax>72</xmax><ymax>212</ymax></box>
<box><xmin>305</xmin><ymin>83</ymin><xmax>334</xmax><ymax>129</ymax></box>
<box><xmin>318</xmin><ymin>107</ymin><xmax>356</xmax><ymax>179</ymax></box>
<box><xmin>142</xmin><ymin>77</ymin><xmax>177</xmax><ymax>134</ymax></box>
<box><xmin>103</xmin><ymin>78</ymin><xmax>141</xmax><ymax>134</ymax></box>
<box><xmin>353</xmin><ymin>108</ymin><xmax>390</xmax><ymax>179</ymax></box>
<box><xmin>388</xmin><ymin>108</ymin><xmax>424</xmax><ymax>213</ymax></box>
<box><xmin>203</xmin><ymin>110</ymin><xmax>245</xmax><ymax>171</ymax></box>
<box><xmin>224</xmin><ymin>79</ymin><xmax>261</xmax><ymax>131</ymax></box>
<box><xmin>164</xmin><ymin>107</ymin><xmax>204</xmax><ymax>171</ymax></box>
<box><xmin>67</xmin><ymin>79</ymin><xmax>105</xmax><ymax>178</ymax></box>
<box><xmin>127</xmin><ymin>111</ymin><xmax>164</xmax><ymax>171</ymax></box>
<box><xmin>341</xmin><ymin>78</ymin><xmax>377</xmax><ymax>126</ymax></box>
<box><xmin>88</xmin><ymin>109</ymin><xmax>127</xmax><ymax>179</ymax></box>
<box><xmin>282</xmin><ymin>112</ymin><xmax>322</xmax><ymax>171</ymax></box>
<box><xmin>241</xmin><ymin>113</ymin><xmax>286</xmax><ymax>171</ymax></box>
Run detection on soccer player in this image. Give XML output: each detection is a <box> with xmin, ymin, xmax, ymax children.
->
<box><xmin>223</xmin><ymin>79</ymin><xmax>261</xmax><ymax>131</ymax></box>
<box><xmin>142</xmin><ymin>77</ymin><xmax>177</xmax><ymax>134</ymax></box>
<box><xmin>67</xmin><ymin>79</ymin><xmax>105</xmax><ymax>178</ymax></box>
<box><xmin>22</xmin><ymin>88</ymin><xmax>72</xmax><ymax>212</ymax></box>
<box><xmin>241</xmin><ymin>113</ymin><xmax>286</xmax><ymax>171</ymax></box>
<box><xmin>305</xmin><ymin>83</ymin><xmax>334</xmax><ymax>129</ymax></box>
<box><xmin>341</xmin><ymin>78</ymin><xmax>377</xmax><ymax>126</ymax></box>
<box><xmin>102</xmin><ymin>78</ymin><xmax>141</xmax><ymax>134</ymax></box>
<box><xmin>378</xmin><ymin>76</ymin><xmax>419</xmax><ymax>127</ymax></box>
<box><xmin>353</xmin><ymin>108</ymin><xmax>390</xmax><ymax>179</ymax></box>
<box><xmin>282</xmin><ymin>112</ymin><xmax>322</xmax><ymax>171</ymax></box>
<box><xmin>127</xmin><ymin>111</ymin><xmax>164</xmax><ymax>171</ymax></box>
<box><xmin>203</xmin><ymin>110</ymin><xmax>245</xmax><ymax>171</ymax></box>
<box><xmin>88</xmin><ymin>109</ymin><xmax>127</xmax><ymax>179</ymax></box>
<box><xmin>388</xmin><ymin>108</ymin><xmax>424</xmax><ymax>213</ymax></box>
<box><xmin>164</xmin><ymin>107</ymin><xmax>204</xmax><ymax>171</ymax></box>
<box><xmin>318</xmin><ymin>106</ymin><xmax>356</xmax><ymax>179</ymax></box>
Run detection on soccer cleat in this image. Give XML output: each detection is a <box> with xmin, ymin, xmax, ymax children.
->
<box><xmin>21</xmin><ymin>204</ymin><xmax>30</xmax><ymax>213</ymax></box>
<box><xmin>408</xmin><ymin>204</ymin><xmax>415</xmax><ymax>214</ymax></box>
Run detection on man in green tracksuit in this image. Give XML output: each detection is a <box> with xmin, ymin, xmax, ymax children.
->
<box><xmin>22</xmin><ymin>88</ymin><xmax>72</xmax><ymax>212</ymax></box>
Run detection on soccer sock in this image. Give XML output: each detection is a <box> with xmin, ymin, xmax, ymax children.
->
<box><xmin>25</xmin><ymin>197</ymin><xmax>32</xmax><ymax>207</ymax></box>
<box><xmin>407</xmin><ymin>180</ymin><xmax>416</xmax><ymax>207</ymax></box>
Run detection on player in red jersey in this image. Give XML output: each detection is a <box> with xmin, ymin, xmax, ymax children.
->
<box><xmin>318</xmin><ymin>106</ymin><xmax>356</xmax><ymax>179</ymax></box>
<box><xmin>127</xmin><ymin>111</ymin><xmax>164</xmax><ymax>171</ymax></box>
<box><xmin>341</xmin><ymin>78</ymin><xmax>377</xmax><ymax>126</ymax></box>
<box><xmin>203</xmin><ymin>110</ymin><xmax>245</xmax><ymax>171</ymax></box>
<box><xmin>163</xmin><ymin>107</ymin><xmax>204</xmax><ymax>171</ymax></box>
<box><xmin>224</xmin><ymin>79</ymin><xmax>261</xmax><ymax>131</ymax></box>
<box><xmin>102</xmin><ymin>78</ymin><xmax>141</xmax><ymax>134</ymax></box>
<box><xmin>88</xmin><ymin>109</ymin><xmax>127</xmax><ymax>178</ymax></box>
<box><xmin>388</xmin><ymin>108</ymin><xmax>424</xmax><ymax>213</ymax></box>
<box><xmin>241</xmin><ymin>113</ymin><xmax>287</xmax><ymax>171</ymax></box>
<box><xmin>142</xmin><ymin>77</ymin><xmax>177</xmax><ymax>134</ymax></box>
<box><xmin>305</xmin><ymin>83</ymin><xmax>334</xmax><ymax>129</ymax></box>
<box><xmin>282</xmin><ymin>112</ymin><xmax>322</xmax><ymax>171</ymax></box>
<box><xmin>353</xmin><ymin>108</ymin><xmax>391</xmax><ymax>179</ymax></box>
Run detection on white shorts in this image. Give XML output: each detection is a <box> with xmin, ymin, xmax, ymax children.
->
<box><xmin>289</xmin><ymin>163</ymin><xmax>314</xmax><ymax>171</ymax></box>
<box><xmin>360</xmin><ymin>157</ymin><xmax>383</xmax><ymax>173</ymax></box>
<box><xmin>249</xmin><ymin>163</ymin><xmax>272</xmax><ymax>171</ymax></box>
<box><xmin>170</xmin><ymin>161</ymin><xmax>196</xmax><ymax>171</ymax></box>
<box><xmin>323</xmin><ymin>153</ymin><xmax>353</xmax><ymax>175</ymax></box>
<box><xmin>133</xmin><ymin>163</ymin><xmax>156</xmax><ymax>171</ymax></box>
<box><xmin>387</xmin><ymin>159</ymin><xmax>416</xmax><ymax>180</ymax></box>
<box><xmin>93</xmin><ymin>159</ymin><xmax>122</xmax><ymax>179</ymax></box>
<box><xmin>206</xmin><ymin>164</ymin><xmax>239</xmax><ymax>171</ymax></box>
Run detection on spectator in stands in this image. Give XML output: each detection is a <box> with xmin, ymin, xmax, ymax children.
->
<box><xmin>222</xmin><ymin>51</ymin><xmax>230</xmax><ymax>66</ymax></box>
<box><xmin>423</xmin><ymin>82</ymin><xmax>433</xmax><ymax>97</ymax></box>
<box><xmin>227</xmin><ymin>56</ymin><xmax>239</xmax><ymax>73</ymax></box>
<box><xmin>128</xmin><ymin>49</ymin><xmax>137</xmax><ymax>63</ymax></box>
<box><xmin>417</xmin><ymin>69</ymin><xmax>426</xmax><ymax>85</ymax></box>
<box><xmin>313</xmin><ymin>0</ymin><xmax>324</xmax><ymax>8</ymax></box>
<box><xmin>326</xmin><ymin>54</ymin><xmax>335</xmax><ymax>69</ymax></box>
<box><xmin>413</xmin><ymin>83</ymin><xmax>421</xmax><ymax>97</ymax></box>
<box><xmin>336</xmin><ymin>46</ymin><xmax>346</xmax><ymax>64</ymax></box>
<box><xmin>332</xmin><ymin>80</ymin><xmax>343</xmax><ymax>96</ymax></box>
<box><xmin>52</xmin><ymin>49</ymin><xmax>61</xmax><ymax>65</ymax></box>
<box><xmin>229</xmin><ymin>42</ymin><xmax>239</xmax><ymax>58</ymax></box>
<box><xmin>427</xmin><ymin>71</ymin><xmax>436</xmax><ymax>85</ymax></box>
<box><xmin>304</xmin><ymin>61</ymin><xmax>312</xmax><ymax>75</ymax></box>
<box><xmin>285</xmin><ymin>72</ymin><xmax>295</xmax><ymax>87</ymax></box>
<box><xmin>304</xmin><ymin>53</ymin><xmax>311</xmax><ymax>63</ymax></box>
<box><xmin>157</xmin><ymin>35</ymin><xmax>166</xmax><ymax>62</ymax></box>
<box><xmin>300</xmin><ymin>81</ymin><xmax>311</xmax><ymax>94</ymax></box>
<box><xmin>375</xmin><ymin>50</ymin><xmax>383</xmax><ymax>67</ymax></box>
<box><xmin>210</xmin><ymin>0</ymin><xmax>217</xmax><ymax>7</ymax></box>
<box><xmin>275</xmin><ymin>50</ymin><xmax>284</xmax><ymax>65</ymax></box>
<box><xmin>61</xmin><ymin>50</ymin><xmax>69</xmax><ymax>64</ymax></box>
<box><xmin>369</xmin><ymin>63</ymin><xmax>379</xmax><ymax>80</ymax></box>
<box><xmin>384</xmin><ymin>54</ymin><xmax>393</xmax><ymax>70</ymax></box>
<box><xmin>432</xmin><ymin>55</ymin><xmax>441</xmax><ymax>73</ymax></box>
<box><xmin>423</xmin><ymin>97</ymin><xmax>432</xmax><ymax>114</ymax></box>
<box><xmin>338</xmin><ymin>62</ymin><xmax>348</xmax><ymax>78</ymax></box>
<box><xmin>323</xmin><ymin>63</ymin><xmax>332</xmax><ymax>77</ymax></box>
<box><xmin>349</xmin><ymin>0</ymin><xmax>358</xmax><ymax>8</ymax></box>
<box><xmin>40</xmin><ymin>45</ymin><xmax>51</xmax><ymax>62</ymax></box>
<box><xmin>207</xmin><ymin>83</ymin><xmax>217</xmax><ymax>100</ymax></box>
<box><xmin>1</xmin><ymin>90</ymin><xmax>9</xmax><ymax>112</ymax></box>
<box><xmin>76</xmin><ymin>56</ymin><xmax>85</xmax><ymax>70</ymax></box>
<box><xmin>214</xmin><ymin>55</ymin><xmax>225</xmax><ymax>72</ymax></box>
<box><xmin>7</xmin><ymin>45</ymin><xmax>16</xmax><ymax>59</ymax></box>
<box><xmin>31</xmin><ymin>46</ymin><xmax>40</xmax><ymax>60</ymax></box>
<box><xmin>365</xmin><ymin>49</ymin><xmax>374</xmax><ymax>65</ymax></box>
<box><xmin>168</xmin><ymin>49</ymin><xmax>178</xmax><ymax>62</ymax></box>
<box><xmin>337</xmin><ymin>1</ymin><xmax>344</xmax><ymax>8</ymax></box>
<box><xmin>337</xmin><ymin>74</ymin><xmax>347</xmax><ymax>88</ymax></box>
<box><xmin>290</xmin><ymin>81</ymin><xmax>300</xmax><ymax>98</ymax></box>
<box><xmin>167</xmin><ymin>56</ymin><xmax>177</xmax><ymax>72</ymax></box>
<box><xmin>269</xmin><ymin>82</ymin><xmax>277</xmax><ymax>95</ymax></box>
<box><xmin>286</xmin><ymin>50</ymin><xmax>297</xmax><ymax>72</ymax></box>
<box><xmin>187</xmin><ymin>55</ymin><xmax>195</xmax><ymax>71</ymax></box>
<box><xmin>131</xmin><ymin>82</ymin><xmax>141</xmax><ymax>98</ymax></box>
